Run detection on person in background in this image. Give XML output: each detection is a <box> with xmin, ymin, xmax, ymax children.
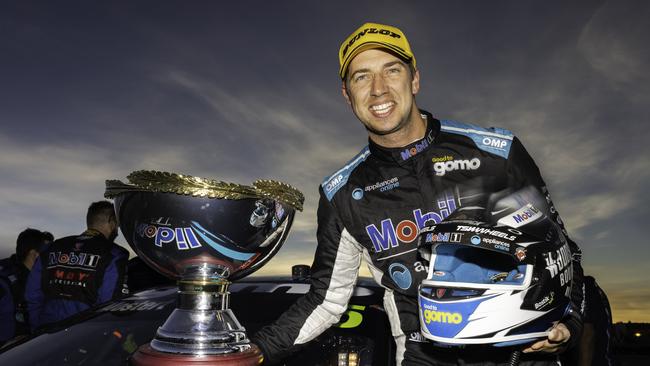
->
<box><xmin>25</xmin><ymin>201</ymin><xmax>129</xmax><ymax>329</ymax></box>
<box><xmin>0</xmin><ymin>228</ymin><xmax>52</xmax><ymax>344</ymax></box>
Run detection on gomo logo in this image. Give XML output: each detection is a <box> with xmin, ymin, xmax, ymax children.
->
<box><xmin>433</xmin><ymin>158</ymin><xmax>480</xmax><ymax>176</ymax></box>
<box><xmin>422</xmin><ymin>309</ymin><xmax>463</xmax><ymax>324</ymax></box>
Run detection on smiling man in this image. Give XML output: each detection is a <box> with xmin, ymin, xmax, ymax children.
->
<box><xmin>253</xmin><ymin>22</ymin><xmax>584</xmax><ymax>365</ymax></box>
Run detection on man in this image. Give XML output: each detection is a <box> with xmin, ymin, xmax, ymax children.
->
<box><xmin>253</xmin><ymin>22</ymin><xmax>584</xmax><ymax>365</ymax></box>
<box><xmin>25</xmin><ymin>201</ymin><xmax>129</xmax><ymax>329</ymax></box>
<box><xmin>0</xmin><ymin>228</ymin><xmax>52</xmax><ymax>343</ymax></box>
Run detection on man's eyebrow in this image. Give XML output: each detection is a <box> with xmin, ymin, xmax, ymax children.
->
<box><xmin>349</xmin><ymin>68</ymin><xmax>371</xmax><ymax>80</ymax></box>
<box><xmin>383</xmin><ymin>60</ymin><xmax>405</xmax><ymax>69</ymax></box>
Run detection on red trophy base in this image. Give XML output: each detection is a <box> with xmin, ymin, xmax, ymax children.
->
<box><xmin>130</xmin><ymin>343</ymin><xmax>263</xmax><ymax>366</ymax></box>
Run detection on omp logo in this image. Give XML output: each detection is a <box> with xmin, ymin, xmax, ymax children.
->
<box><xmin>325</xmin><ymin>174</ymin><xmax>344</xmax><ymax>193</ymax></box>
<box><xmin>341</xmin><ymin>27</ymin><xmax>400</xmax><ymax>57</ymax></box>
<box><xmin>481</xmin><ymin>137</ymin><xmax>508</xmax><ymax>150</ymax></box>
<box><xmin>423</xmin><ymin>309</ymin><xmax>463</xmax><ymax>324</ymax></box>
<box><xmin>366</xmin><ymin>193</ymin><xmax>457</xmax><ymax>252</ymax></box>
<box><xmin>433</xmin><ymin>158</ymin><xmax>481</xmax><ymax>176</ymax></box>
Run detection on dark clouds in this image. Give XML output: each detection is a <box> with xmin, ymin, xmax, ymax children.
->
<box><xmin>1</xmin><ymin>0</ymin><xmax>648</xmax><ymax>321</ymax></box>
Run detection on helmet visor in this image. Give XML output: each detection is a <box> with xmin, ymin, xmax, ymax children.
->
<box><xmin>422</xmin><ymin>243</ymin><xmax>532</xmax><ymax>292</ymax></box>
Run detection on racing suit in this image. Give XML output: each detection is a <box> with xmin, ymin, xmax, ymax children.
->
<box><xmin>25</xmin><ymin>230</ymin><xmax>129</xmax><ymax>329</ymax></box>
<box><xmin>253</xmin><ymin>111</ymin><xmax>584</xmax><ymax>365</ymax></box>
<box><xmin>0</xmin><ymin>275</ymin><xmax>15</xmax><ymax>344</ymax></box>
<box><xmin>0</xmin><ymin>255</ymin><xmax>31</xmax><ymax>340</ymax></box>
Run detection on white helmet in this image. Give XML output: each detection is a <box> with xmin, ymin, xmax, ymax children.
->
<box><xmin>417</xmin><ymin>186</ymin><xmax>573</xmax><ymax>346</ymax></box>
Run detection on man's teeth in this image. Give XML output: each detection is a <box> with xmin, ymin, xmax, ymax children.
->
<box><xmin>371</xmin><ymin>102</ymin><xmax>394</xmax><ymax>113</ymax></box>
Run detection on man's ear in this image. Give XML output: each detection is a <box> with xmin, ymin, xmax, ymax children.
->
<box><xmin>342</xmin><ymin>81</ymin><xmax>352</xmax><ymax>105</ymax></box>
<box><xmin>411</xmin><ymin>69</ymin><xmax>420</xmax><ymax>95</ymax></box>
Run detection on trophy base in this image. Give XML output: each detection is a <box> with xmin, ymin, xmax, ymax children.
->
<box><xmin>130</xmin><ymin>343</ymin><xmax>263</xmax><ymax>366</ymax></box>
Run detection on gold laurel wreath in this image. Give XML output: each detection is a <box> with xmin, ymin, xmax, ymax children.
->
<box><xmin>105</xmin><ymin>170</ymin><xmax>304</xmax><ymax>211</ymax></box>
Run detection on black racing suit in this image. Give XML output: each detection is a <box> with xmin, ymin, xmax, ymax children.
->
<box><xmin>25</xmin><ymin>230</ymin><xmax>129</xmax><ymax>329</ymax></box>
<box><xmin>253</xmin><ymin>111</ymin><xmax>584</xmax><ymax>365</ymax></box>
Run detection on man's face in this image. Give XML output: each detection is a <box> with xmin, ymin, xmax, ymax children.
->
<box><xmin>343</xmin><ymin>49</ymin><xmax>420</xmax><ymax>136</ymax></box>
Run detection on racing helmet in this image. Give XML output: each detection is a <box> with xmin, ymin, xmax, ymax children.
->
<box><xmin>417</xmin><ymin>186</ymin><xmax>574</xmax><ymax>346</ymax></box>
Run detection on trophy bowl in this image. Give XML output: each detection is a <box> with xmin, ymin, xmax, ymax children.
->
<box><xmin>105</xmin><ymin>170</ymin><xmax>304</xmax><ymax>365</ymax></box>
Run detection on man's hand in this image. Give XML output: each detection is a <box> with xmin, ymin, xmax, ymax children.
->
<box><xmin>522</xmin><ymin>323</ymin><xmax>571</xmax><ymax>354</ymax></box>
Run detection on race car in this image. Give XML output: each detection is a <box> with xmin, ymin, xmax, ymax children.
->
<box><xmin>0</xmin><ymin>261</ymin><xmax>394</xmax><ymax>366</ymax></box>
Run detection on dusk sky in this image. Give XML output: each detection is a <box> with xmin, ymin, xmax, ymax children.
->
<box><xmin>1</xmin><ymin>1</ymin><xmax>648</xmax><ymax>322</ymax></box>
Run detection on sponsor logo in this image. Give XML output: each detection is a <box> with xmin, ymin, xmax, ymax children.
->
<box><xmin>365</xmin><ymin>177</ymin><xmax>399</xmax><ymax>192</ymax></box>
<box><xmin>366</xmin><ymin>192</ymin><xmax>457</xmax><ymax>252</ymax></box>
<box><xmin>137</xmin><ymin>223</ymin><xmax>202</xmax><ymax>250</ymax></box>
<box><xmin>341</xmin><ymin>27</ymin><xmax>401</xmax><ymax>58</ymax></box>
<box><xmin>456</xmin><ymin>225</ymin><xmax>517</xmax><ymax>240</ymax></box>
<box><xmin>534</xmin><ymin>292</ymin><xmax>555</xmax><ymax>310</ymax></box>
<box><xmin>138</xmin><ymin>221</ymin><xmax>255</xmax><ymax>261</ymax></box>
<box><xmin>513</xmin><ymin>205</ymin><xmax>541</xmax><ymax>224</ymax></box>
<box><xmin>422</xmin><ymin>309</ymin><xmax>463</xmax><ymax>324</ymax></box>
<box><xmin>481</xmin><ymin>137</ymin><xmax>508</xmax><ymax>150</ymax></box>
<box><xmin>48</xmin><ymin>251</ymin><xmax>101</xmax><ymax>269</ymax></box>
<box><xmin>470</xmin><ymin>235</ymin><xmax>481</xmax><ymax>245</ymax></box>
<box><xmin>499</xmin><ymin>204</ymin><xmax>543</xmax><ymax>228</ymax></box>
<box><xmin>424</xmin><ymin>232</ymin><xmax>463</xmax><ymax>243</ymax></box>
<box><xmin>325</xmin><ymin>174</ymin><xmax>344</xmax><ymax>193</ymax></box>
<box><xmin>481</xmin><ymin>237</ymin><xmax>511</xmax><ymax>251</ymax></box>
<box><xmin>408</xmin><ymin>331</ymin><xmax>428</xmax><ymax>343</ymax></box>
<box><xmin>433</xmin><ymin>158</ymin><xmax>481</xmax><ymax>176</ymax></box>
<box><xmin>401</xmin><ymin>140</ymin><xmax>430</xmax><ymax>161</ymax></box>
<box><xmin>515</xmin><ymin>247</ymin><xmax>527</xmax><ymax>261</ymax></box>
<box><xmin>49</xmin><ymin>269</ymin><xmax>93</xmax><ymax>286</ymax></box>
<box><xmin>101</xmin><ymin>300</ymin><xmax>174</xmax><ymax>312</ymax></box>
<box><xmin>413</xmin><ymin>261</ymin><xmax>427</xmax><ymax>273</ymax></box>
<box><xmin>389</xmin><ymin>263</ymin><xmax>412</xmax><ymax>290</ymax></box>
<box><xmin>352</xmin><ymin>188</ymin><xmax>364</xmax><ymax>200</ymax></box>
<box><xmin>400</xmin><ymin>130</ymin><xmax>434</xmax><ymax>161</ymax></box>
<box><xmin>544</xmin><ymin>243</ymin><xmax>573</xmax><ymax>286</ymax></box>
<box><xmin>431</xmin><ymin>155</ymin><xmax>454</xmax><ymax>163</ymax></box>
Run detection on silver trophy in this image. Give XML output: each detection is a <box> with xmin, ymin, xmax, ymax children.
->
<box><xmin>105</xmin><ymin>170</ymin><xmax>303</xmax><ymax>365</ymax></box>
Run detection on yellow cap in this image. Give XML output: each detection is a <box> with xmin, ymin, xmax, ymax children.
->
<box><xmin>338</xmin><ymin>22</ymin><xmax>416</xmax><ymax>79</ymax></box>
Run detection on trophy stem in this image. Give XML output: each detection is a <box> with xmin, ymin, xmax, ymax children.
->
<box><xmin>147</xmin><ymin>275</ymin><xmax>253</xmax><ymax>355</ymax></box>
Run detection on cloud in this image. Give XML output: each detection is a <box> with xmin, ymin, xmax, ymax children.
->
<box><xmin>578</xmin><ymin>0</ymin><xmax>650</xmax><ymax>98</ymax></box>
<box><xmin>0</xmin><ymin>132</ymin><xmax>196</xmax><ymax>256</ymax></box>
